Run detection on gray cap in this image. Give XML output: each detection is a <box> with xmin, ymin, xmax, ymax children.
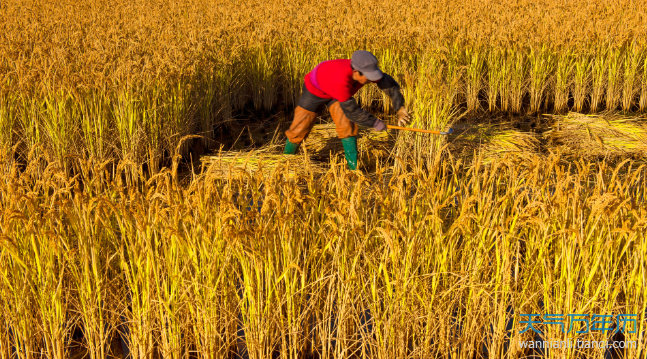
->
<box><xmin>351</xmin><ymin>50</ymin><xmax>383</xmax><ymax>81</ymax></box>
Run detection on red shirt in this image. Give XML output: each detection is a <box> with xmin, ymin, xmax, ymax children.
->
<box><xmin>304</xmin><ymin>59</ymin><xmax>365</xmax><ymax>102</ymax></box>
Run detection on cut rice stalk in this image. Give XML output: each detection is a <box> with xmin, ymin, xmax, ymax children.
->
<box><xmin>201</xmin><ymin>144</ymin><xmax>326</xmax><ymax>178</ymax></box>
<box><xmin>302</xmin><ymin>123</ymin><xmax>395</xmax><ymax>160</ymax></box>
<box><xmin>447</xmin><ymin>122</ymin><xmax>541</xmax><ymax>163</ymax></box>
<box><xmin>546</xmin><ymin>112</ymin><xmax>647</xmax><ymax>159</ymax></box>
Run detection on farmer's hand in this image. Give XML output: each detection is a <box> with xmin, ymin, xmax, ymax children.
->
<box><xmin>373</xmin><ymin>118</ymin><xmax>387</xmax><ymax>131</ymax></box>
<box><xmin>396</xmin><ymin>107</ymin><xmax>411</xmax><ymax>126</ymax></box>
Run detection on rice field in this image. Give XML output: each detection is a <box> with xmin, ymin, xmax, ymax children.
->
<box><xmin>1</xmin><ymin>0</ymin><xmax>647</xmax><ymax>358</ymax></box>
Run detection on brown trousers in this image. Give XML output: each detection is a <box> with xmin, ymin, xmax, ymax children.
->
<box><xmin>285</xmin><ymin>102</ymin><xmax>359</xmax><ymax>144</ymax></box>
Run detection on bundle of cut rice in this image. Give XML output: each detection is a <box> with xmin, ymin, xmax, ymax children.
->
<box><xmin>545</xmin><ymin>112</ymin><xmax>647</xmax><ymax>159</ymax></box>
<box><xmin>446</xmin><ymin>122</ymin><xmax>541</xmax><ymax>162</ymax></box>
<box><xmin>302</xmin><ymin>123</ymin><xmax>396</xmax><ymax>161</ymax></box>
<box><xmin>200</xmin><ymin>144</ymin><xmax>326</xmax><ymax>178</ymax></box>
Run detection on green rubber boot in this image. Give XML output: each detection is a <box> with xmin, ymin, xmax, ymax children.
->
<box><xmin>283</xmin><ymin>138</ymin><xmax>300</xmax><ymax>154</ymax></box>
<box><xmin>340</xmin><ymin>136</ymin><xmax>358</xmax><ymax>170</ymax></box>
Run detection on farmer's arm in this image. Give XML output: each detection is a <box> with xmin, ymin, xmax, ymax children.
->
<box><xmin>376</xmin><ymin>74</ymin><xmax>410</xmax><ymax>125</ymax></box>
<box><xmin>338</xmin><ymin>98</ymin><xmax>383</xmax><ymax>128</ymax></box>
<box><xmin>376</xmin><ymin>74</ymin><xmax>405</xmax><ymax>112</ymax></box>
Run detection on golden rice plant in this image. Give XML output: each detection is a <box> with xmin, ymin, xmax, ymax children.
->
<box><xmin>528</xmin><ymin>46</ymin><xmax>555</xmax><ymax>114</ymax></box>
<box><xmin>17</xmin><ymin>96</ymin><xmax>43</xmax><ymax>152</ymax></box>
<box><xmin>151</xmin><ymin>225</ymin><xmax>188</xmax><ymax>359</ymax></box>
<box><xmin>215</xmin><ymin>63</ymin><xmax>234</xmax><ymax>122</ymax></box>
<box><xmin>393</xmin><ymin>52</ymin><xmax>458</xmax><ymax>170</ymax></box>
<box><xmin>40</xmin><ymin>89</ymin><xmax>80</xmax><ymax>164</ymax></box>
<box><xmin>112</xmin><ymin>210</ymin><xmax>157</xmax><ymax>359</ymax></box>
<box><xmin>0</xmin><ymin>244</ymin><xmax>39</xmax><ymax>359</ymax></box>
<box><xmin>605</xmin><ymin>47</ymin><xmax>623</xmax><ymax>111</ymax></box>
<box><xmin>2</xmin><ymin>0</ymin><xmax>647</xmax><ymax>357</ymax></box>
<box><xmin>507</xmin><ymin>49</ymin><xmax>528</xmax><ymax>115</ymax></box>
<box><xmin>622</xmin><ymin>44</ymin><xmax>642</xmax><ymax>112</ymax></box>
<box><xmin>161</xmin><ymin>80</ymin><xmax>196</xmax><ymax>163</ymax></box>
<box><xmin>641</xmin><ymin>55</ymin><xmax>647</xmax><ymax>112</ymax></box>
<box><xmin>183</xmin><ymin>210</ymin><xmax>237</xmax><ymax>359</ymax></box>
<box><xmin>195</xmin><ymin>68</ymin><xmax>219</xmax><ymax>148</ymax></box>
<box><xmin>64</xmin><ymin>185</ymin><xmax>119</xmax><ymax>359</ymax></box>
<box><xmin>376</xmin><ymin>49</ymin><xmax>406</xmax><ymax>114</ymax></box>
<box><xmin>0</xmin><ymin>93</ymin><xmax>16</xmax><ymax>148</ymax></box>
<box><xmin>247</xmin><ymin>44</ymin><xmax>280</xmax><ymax>112</ymax></box>
<box><xmin>112</xmin><ymin>90</ymin><xmax>146</xmax><ymax>164</ymax></box>
<box><xmin>78</xmin><ymin>91</ymin><xmax>111</xmax><ymax>160</ymax></box>
<box><xmin>2</xmin><ymin>192</ymin><xmax>73</xmax><ymax>359</ymax></box>
<box><xmin>486</xmin><ymin>48</ymin><xmax>507</xmax><ymax>113</ymax></box>
<box><xmin>444</xmin><ymin>43</ymin><xmax>464</xmax><ymax>109</ymax></box>
<box><xmin>554</xmin><ymin>51</ymin><xmax>576</xmax><ymax>113</ymax></box>
<box><xmin>465</xmin><ymin>46</ymin><xmax>485</xmax><ymax>114</ymax></box>
<box><xmin>573</xmin><ymin>52</ymin><xmax>592</xmax><ymax>113</ymax></box>
<box><xmin>590</xmin><ymin>48</ymin><xmax>609</xmax><ymax>113</ymax></box>
<box><xmin>235</xmin><ymin>246</ymin><xmax>279</xmax><ymax>359</ymax></box>
<box><xmin>280</xmin><ymin>45</ymin><xmax>314</xmax><ymax>109</ymax></box>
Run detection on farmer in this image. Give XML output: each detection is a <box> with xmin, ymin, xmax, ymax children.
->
<box><xmin>283</xmin><ymin>50</ymin><xmax>410</xmax><ymax>170</ymax></box>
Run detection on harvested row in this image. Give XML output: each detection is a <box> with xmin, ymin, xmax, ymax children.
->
<box><xmin>546</xmin><ymin>112</ymin><xmax>647</xmax><ymax>159</ymax></box>
<box><xmin>202</xmin><ymin>112</ymin><xmax>647</xmax><ymax>175</ymax></box>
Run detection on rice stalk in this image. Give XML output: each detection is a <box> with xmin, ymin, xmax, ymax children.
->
<box><xmin>281</xmin><ymin>45</ymin><xmax>312</xmax><ymax>109</ymax></box>
<box><xmin>573</xmin><ymin>52</ymin><xmax>592</xmax><ymax>113</ymax></box>
<box><xmin>0</xmin><ymin>246</ymin><xmax>39</xmax><ymax>359</ymax></box>
<box><xmin>40</xmin><ymin>89</ymin><xmax>80</xmax><ymax>164</ymax></box>
<box><xmin>64</xmin><ymin>191</ymin><xmax>119</xmax><ymax>359</ymax></box>
<box><xmin>273</xmin><ymin>237</ymin><xmax>309</xmax><ymax>359</ymax></box>
<box><xmin>554</xmin><ymin>51</ymin><xmax>576</xmax><ymax>113</ymax></box>
<box><xmin>444</xmin><ymin>43</ymin><xmax>464</xmax><ymax>109</ymax></box>
<box><xmin>528</xmin><ymin>45</ymin><xmax>554</xmax><ymax>114</ymax></box>
<box><xmin>508</xmin><ymin>49</ymin><xmax>527</xmax><ymax>115</ymax></box>
<box><xmin>486</xmin><ymin>48</ymin><xmax>506</xmax><ymax>113</ymax></box>
<box><xmin>377</xmin><ymin>49</ymin><xmax>401</xmax><ymax>114</ymax></box>
<box><xmin>162</xmin><ymin>79</ymin><xmax>195</xmax><ymax>162</ymax></box>
<box><xmin>10</xmin><ymin>212</ymin><xmax>72</xmax><ymax>359</ymax></box>
<box><xmin>590</xmin><ymin>48</ymin><xmax>608</xmax><ymax>113</ymax></box>
<box><xmin>151</xmin><ymin>209</ymin><xmax>189</xmax><ymax>359</ymax></box>
<box><xmin>248</xmin><ymin>44</ymin><xmax>279</xmax><ymax>112</ymax></box>
<box><xmin>605</xmin><ymin>47</ymin><xmax>623</xmax><ymax>111</ymax></box>
<box><xmin>196</xmin><ymin>68</ymin><xmax>219</xmax><ymax>148</ymax></box>
<box><xmin>640</xmin><ymin>55</ymin><xmax>647</xmax><ymax>112</ymax></box>
<box><xmin>112</xmin><ymin>90</ymin><xmax>144</xmax><ymax>164</ymax></box>
<box><xmin>0</xmin><ymin>93</ymin><xmax>16</xmax><ymax>148</ymax></box>
<box><xmin>230</xmin><ymin>55</ymin><xmax>250</xmax><ymax>113</ymax></box>
<box><xmin>184</xmin><ymin>220</ymin><xmax>237</xmax><ymax>359</ymax></box>
<box><xmin>393</xmin><ymin>52</ymin><xmax>457</xmax><ymax>170</ymax></box>
<box><xmin>216</xmin><ymin>63</ymin><xmax>234</xmax><ymax>122</ymax></box>
<box><xmin>622</xmin><ymin>44</ymin><xmax>642</xmax><ymax>112</ymax></box>
<box><xmin>18</xmin><ymin>95</ymin><xmax>42</xmax><ymax>151</ymax></box>
<box><xmin>465</xmin><ymin>46</ymin><xmax>485</xmax><ymax>114</ymax></box>
<box><xmin>78</xmin><ymin>91</ymin><xmax>111</xmax><ymax>160</ymax></box>
<box><xmin>113</xmin><ymin>213</ymin><xmax>156</xmax><ymax>359</ymax></box>
<box><xmin>235</xmin><ymin>247</ymin><xmax>278</xmax><ymax>359</ymax></box>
